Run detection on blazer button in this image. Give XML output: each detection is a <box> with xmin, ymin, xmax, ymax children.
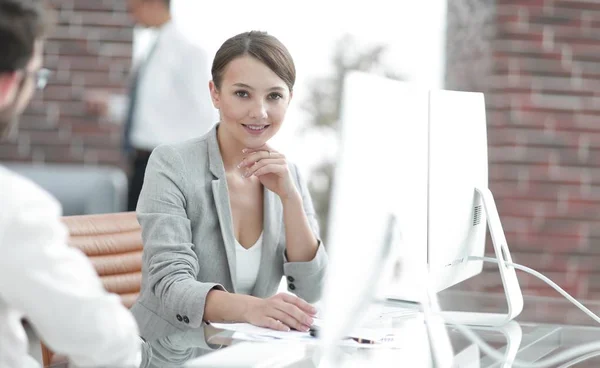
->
<box><xmin>287</xmin><ymin>276</ymin><xmax>295</xmax><ymax>283</ymax></box>
<box><xmin>288</xmin><ymin>284</ymin><xmax>296</xmax><ymax>291</ymax></box>
<box><xmin>176</xmin><ymin>314</ymin><xmax>183</xmax><ymax>322</ymax></box>
<box><xmin>183</xmin><ymin>316</ymin><xmax>190</xmax><ymax>324</ymax></box>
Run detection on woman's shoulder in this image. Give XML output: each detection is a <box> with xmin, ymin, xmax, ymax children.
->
<box><xmin>153</xmin><ymin>133</ymin><xmax>210</xmax><ymax>159</ymax></box>
<box><xmin>148</xmin><ymin>134</ymin><xmax>212</xmax><ymax>183</ymax></box>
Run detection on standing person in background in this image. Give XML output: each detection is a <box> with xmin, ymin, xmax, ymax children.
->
<box><xmin>0</xmin><ymin>1</ymin><xmax>143</xmax><ymax>367</ymax></box>
<box><xmin>86</xmin><ymin>0</ymin><xmax>217</xmax><ymax>211</ymax></box>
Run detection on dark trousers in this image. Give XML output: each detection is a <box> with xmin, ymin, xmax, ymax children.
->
<box><xmin>127</xmin><ymin>149</ymin><xmax>152</xmax><ymax>211</ymax></box>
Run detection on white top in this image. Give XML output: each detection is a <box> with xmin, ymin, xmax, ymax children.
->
<box><xmin>235</xmin><ymin>232</ymin><xmax>264</xmax><ymax>295</ymax></box>
<box><xmin>0</xmin><ymin>166</ymin><xmax>141</xmax><ymax>368</ymax></box>
<box><xmin>109</xmin><ymin>21</ymin><xmax>219</xmax><ymax>151</ymax></box>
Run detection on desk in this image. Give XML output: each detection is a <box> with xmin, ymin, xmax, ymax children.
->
<box><xmin>54</xmin><ymin>291</ymin><xmax>600</xmax><ymax>367</ymax></box>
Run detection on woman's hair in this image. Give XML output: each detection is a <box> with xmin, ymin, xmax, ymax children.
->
<box><xmin>0</xmin><ymin>0</ymin><xmax>50</xmax><ymax>72</ymax></box>
<box><xmin>211</xmin><ymin>31</ymin><xmax>296</xmax><ymax>92</ymax></box>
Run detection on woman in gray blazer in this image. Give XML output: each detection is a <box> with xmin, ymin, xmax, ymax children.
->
<box><xmin>131</xmin><ymin>31</ymin><xmax>328</xmax><ymax>341</ymax></box>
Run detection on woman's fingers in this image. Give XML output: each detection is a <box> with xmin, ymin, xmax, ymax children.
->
<box><xmin>245</xmin><ymin>159</ymin><xmax>287</xmax><ymax>178</ymax></box>
<box><xmin>274</xmin><ymin>300</ymin><xmax>313</xmax><ymax>331</ymax></box>
<box><xmin>280</xmin><ymin>293</ymin><xmax>318</xmax><ymax>316</ymax></box>
<box><xmin>239</xmin><ymin>150</ymin><xmax>283</xmax><ymax>168</ymax></box>
<box><xmin>259</xmin><ymin>316</ymin><xmax>290</xmax><ymax>332</ymax></box>
<box><xmin>266</xmin><ymin>307</ymin><xmax>307</xmax><ymax>332</ymax></box>
<box><xmin>242</xmin><ymin>144</ymin><xmax>275</xmax><ymax>156</ymax></box>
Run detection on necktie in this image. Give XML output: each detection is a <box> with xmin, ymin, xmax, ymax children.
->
<box><xmin>122</xmin><ymin>34</ymin><xmax>162</xmax><ymax>154</ymax></box>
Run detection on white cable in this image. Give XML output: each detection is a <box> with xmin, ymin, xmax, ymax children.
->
<box><xmin>449</xmin><ymin>323</ymin><xmax>600</xmax><ymax>368</ymax></box>
<box><xmin>433</xmin><ymin>256</ymin><xmax>600</xmax><ymax>367</ymax></box>
<box><xmin>469</xmin><ymin>256</ymin><xmax>600</xmax><ymax>325</ymax></box>
<box><xmin>556</xmin><ymin>351</ymin><xmax>600</xmax><ymax>368</ymax></box>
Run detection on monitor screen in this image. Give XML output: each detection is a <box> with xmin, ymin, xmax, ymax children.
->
<box><xmin>326</xmin><ymin>72</ymin><xmax>488</xmax><ymax>305</ymax></box>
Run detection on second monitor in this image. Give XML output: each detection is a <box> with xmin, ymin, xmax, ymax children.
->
<box><xmin>326</xmin><ymin>71</ymin><xmax>523</xmax><ymax>327</ymax></box>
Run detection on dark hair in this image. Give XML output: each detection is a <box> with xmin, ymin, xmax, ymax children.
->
<box><xmin>0</xmin><ymin>0</ymin><xmax>49</xmax><ymax>72</ymax></box>
<box><xmin>212</xmin><ymin>31</ymin><xmax>296</xmax><ymax>92</ymax></box>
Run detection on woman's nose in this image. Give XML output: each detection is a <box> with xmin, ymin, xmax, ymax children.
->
<box><xmin>249</xmin><ymin>101</ymin><xmax>268</xmax><ymax>120</ymax></box>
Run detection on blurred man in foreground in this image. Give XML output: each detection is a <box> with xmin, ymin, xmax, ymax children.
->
<box><xmin>0</xmin><ymin>1</ymin><xmax>142</xmax><ymax>366</ymax></box>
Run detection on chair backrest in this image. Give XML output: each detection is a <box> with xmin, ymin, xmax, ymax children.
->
<box><xmin>42</xmin><ymin>212</ymin><xmax>143</xmax><ymax>367</ymax></box>
<box><xmin>62</xmin><ymin>212</ymin><xmax>143</xmax><ymax>307</ymax></box>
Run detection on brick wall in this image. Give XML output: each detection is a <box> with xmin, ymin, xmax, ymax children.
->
<box><xmin>446</xmin><ymin>0</ymin><xmax>600</xmax><ymax>300</ymax></box>
<box><xmin>0</xmin><ymin>0</ymin><xmax>133</xmax><ymax>167</ymax></box>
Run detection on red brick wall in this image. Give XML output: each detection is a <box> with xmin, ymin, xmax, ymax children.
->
<box><xmin>446</xmin><ymin>0</ymin><xmax>600</xmax><ymax>300</ymax></box>
<box><xmin>0</xmin><ymin>0</ymin><xmax>133</xmax><ymax>166</ymax></box>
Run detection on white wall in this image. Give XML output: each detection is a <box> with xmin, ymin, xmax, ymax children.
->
<box><xmin>155</xmin><ymin>0</ymin><xmax>449</xmax><ymax>173</ymax></box>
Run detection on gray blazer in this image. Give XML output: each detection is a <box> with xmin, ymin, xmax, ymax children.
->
<box><xmin>130</xmin><ymin>124</ymin><xmax>328</xmax><ymax>341</ymax></box>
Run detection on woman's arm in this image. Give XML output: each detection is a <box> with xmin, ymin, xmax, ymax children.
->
<box><xmin>240</xmin><ymin>148</ymin><xmax>329</xmax><ymax>304</ymax></box>
<box><xmin>204</xmin><ymin>290</ymin><xmax>249</xmax><ymax>322</ymax></box>
<box><xmin>281</xmin><ymin>190</ymin><xmax>319</xmax><ymax>262</ymax></box>
<box><xmin>138</xmin><ymin>145</ymin><xmax>225</xmax><ymax>330</ymax></box>
<box><xmin>280</xmin><ymin>165</ymin><xmax>329</xmax><ymax>303</ymax></box>
<box><xmin>204</xmin><ymin>290</ymin><xmax>316</xmax><ymax>332</ymax></box>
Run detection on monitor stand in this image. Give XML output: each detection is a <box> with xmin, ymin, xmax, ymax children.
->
<box><xmin>423</xmin><ymin>284</ymin><xmax>455</xmax><ymax>368</ymax></box>
<box><xmin>441</xmin><ymin>187</ymin><xmax>524</xmax><ymax>327</ymax></box>
<box><xmin>468</xmin><ymin>321</ymin><xmax>523</xmax><ymax>368</ymax></box>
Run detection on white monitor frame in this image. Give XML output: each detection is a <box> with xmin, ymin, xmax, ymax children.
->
<box><xmin>327</xmin><ymin>71</ymin><xmax>522</xmax><ymax>328</ymax></box>
<box><xmin>426</xmin><ymin>89</ymin><xmax>523</xmax><ymax>326</ymax></box>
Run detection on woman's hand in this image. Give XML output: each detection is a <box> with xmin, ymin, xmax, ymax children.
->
<box><xmin>238</xmin><ymin>145</ymin><xmax>298</xmax><ymax>200</ymax></box>
<box><xmin>243</xmin><ymin>293</ymin><xmax>317</xmax><ymax>332</ymax></box>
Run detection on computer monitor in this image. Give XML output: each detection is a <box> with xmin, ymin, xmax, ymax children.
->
<box><xmin>323</xmin><ymin>71</ymin><xmax>522</xmax><ymax>328</ymax></box>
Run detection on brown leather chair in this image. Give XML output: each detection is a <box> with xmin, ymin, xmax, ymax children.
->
<box><xmin>42</xmin><ymin>212</ymin><xmax>143</xmax><ymax>367</ymax></box>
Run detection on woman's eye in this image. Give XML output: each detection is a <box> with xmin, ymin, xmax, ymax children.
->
<box><xmin>269</xmin><ymin>93</ymin><xmax>283</xmax><ymax>100</ymax></box>
<box><xmin>235</xmin><ymin>91</ymin><xmax>249</xmax><ymax>98</ymax></box>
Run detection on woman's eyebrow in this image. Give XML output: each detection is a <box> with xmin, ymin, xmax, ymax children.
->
<box><xmin>232</xmin><ymin>83</ymin><xmax>286</xmax><ymax>92</ymax></box>
<box><xmin>233</xmin><ymin>82</ymin><xmax>254</xmax><ymax>90</ymax></box>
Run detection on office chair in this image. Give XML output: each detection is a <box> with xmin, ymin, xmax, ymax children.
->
<box><xmin>42</xmin><ymin>212</ymin><xmax>143</xmax><ymax>367</ymax></box>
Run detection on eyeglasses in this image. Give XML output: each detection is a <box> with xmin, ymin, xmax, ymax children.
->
<box><xmin>0</xmin><ymin>67</ymin><xmax>51</xmax><ymax>90</ymax></box>
<box><xmin>33</xmin><ymin>68</ymin><xmax>51</xmax><ymax>90</ymax></box>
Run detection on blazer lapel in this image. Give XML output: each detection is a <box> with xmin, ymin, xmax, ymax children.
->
<box><xmin>212</xmin><ymin>179</ymin><xmax>238</xmax><ymax>293</ymax></box>
<box><xmin>206</xmin><ymin>123</ymin><xmax>282</xmax><ymax>297</ymax></box>
<box><xmin>207</xmin><ymin>125</ymin><xmax>238</xmax><ymax>293</ymax></box>
<box><xmin>251</xmin><ymin>186</ymin><xmax>282</xmax><ymax>297</ymax></box>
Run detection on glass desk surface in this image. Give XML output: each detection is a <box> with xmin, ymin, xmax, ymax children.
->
<box><xmin>132</xmin><ymin>290</ymin><xmax>600</xmax><ymax>368</ymax></box>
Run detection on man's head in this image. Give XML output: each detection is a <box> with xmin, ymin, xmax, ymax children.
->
<box><xmin>127</xmin><ymin>0</ymin><xmax>171</xmax><ymax>28</ymax></box>
<box><xmin>0</xmin><ymin>0</ymin><xmax>49</xmax><ymax>139</ymax></box>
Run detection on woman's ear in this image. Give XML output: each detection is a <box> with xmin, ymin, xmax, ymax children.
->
<box><xmin>209</xmin><ymin>80</ymin><xmax>220</xmax><ymax>110</ymax></box>
<box><xmin>0</xmin><ymin>72</ymin><xmax>20</xmax><ymax>109</ymax></box>
<box><xmin>288</xmin><ymin>90</ymin><xmax>293</xmax><ymax>105</ymax></box>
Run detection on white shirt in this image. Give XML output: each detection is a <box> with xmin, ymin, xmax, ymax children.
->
<box><xmin>0</xmin><ymin>166</ymin><xmax>141</xmax><ymax>368</ymax></box>
<box><xmin>235</xmin><ymin>233</ymin><xmax>264</xmax><ymax>295</ymax></box>
<box><xmin>110</xmin><ymin>21</ymin><xmax>218</xmax><ymax>151</ymax></box>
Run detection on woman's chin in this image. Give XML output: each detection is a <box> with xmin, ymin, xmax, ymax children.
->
<box><xmin>242</xmin><ymin>138</ymin><xmax>269</xmax><ymax>149</ymax></box>
<box><xmin>240</xmin><ymin>131</ymin><xmax>275</xmax><ymax>147</ymax></box>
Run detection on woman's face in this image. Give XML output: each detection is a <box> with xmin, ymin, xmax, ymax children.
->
<box><xmin>210</xmin><ymin>55</ymin><xmax>292</xmax><ymax>149</ymax></box>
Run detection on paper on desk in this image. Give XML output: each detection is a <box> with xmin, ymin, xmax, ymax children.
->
<box><xmin>211</xmin><ymin>321</ymin><xmax>416</xmax><ymax>349</ymax></box>
<box><xmin>210</xmin><ymin>322</ymin><xmax>312</xmax><ymax>340</ymax></box>
<box><xmin>230</xmin><ymin>331</ymin><xmax>312</xmax><ymax>343</ymax></box>
<box><xmin>228</xmin><ymin>329</ymin><xmax>411</xmax><ymax>349</ymax></box>
<box><xmin>376</xmin><ymin>304</ymin><xmax>419</xmax><ymax>319</ymax></box>
<box><xmin>210</xmin><ymin>304</ymin><xmax>421</xmax><ymax>348</ymax></box>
